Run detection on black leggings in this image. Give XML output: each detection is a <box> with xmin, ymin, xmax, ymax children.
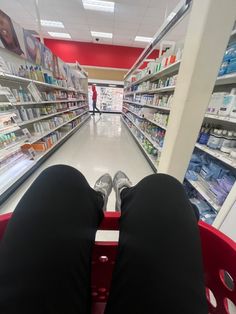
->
<box><xmin>0</xmin><ymin>165</ymin><xmax>207</xmax><ymax>314</ymax></box>
<box><xmin>92</xmin><ymin>100</ymin><xmax>101</xmax><ymax>114</ymax></box>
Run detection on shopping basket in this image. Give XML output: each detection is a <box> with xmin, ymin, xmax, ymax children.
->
<box><xmin>0</xmin><ymin>211</ymin><xmax>236</xmax><ymax>314</ymax></box>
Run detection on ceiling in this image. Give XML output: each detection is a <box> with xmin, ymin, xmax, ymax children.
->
<box><xmin>0</xmin><ymin>0</ymin><xmax>189</xmax><ymax>48</ymax></box>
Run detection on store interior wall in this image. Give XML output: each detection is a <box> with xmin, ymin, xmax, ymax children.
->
<box><xmin>44</xmin><ymin>39</ymin><xmax>159</xmax><ymax>70</ymax></box>
<box><xmin>83</xmin><ymin>67</ymin><xmax>127</xmax><ymax>81</ymax></box>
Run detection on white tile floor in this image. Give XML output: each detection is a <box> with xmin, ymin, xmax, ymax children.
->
<box><xmin>0</xmin><ymin>114</ymin><xmax>153</xmax><ymax>216</ymax></box>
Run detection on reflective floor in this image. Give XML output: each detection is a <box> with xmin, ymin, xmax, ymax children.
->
<box><xmin>0</xmin><ymin>114</ymin><xmax>153</xmax><ymax>215</ymax></box>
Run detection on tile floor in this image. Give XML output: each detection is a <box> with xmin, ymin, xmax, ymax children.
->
<box><xmin>0</xmin><ymin>114</ymin><xmax>153</xmax><ymax>240</ymax></box>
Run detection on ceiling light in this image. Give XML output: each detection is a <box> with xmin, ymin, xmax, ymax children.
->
<box><xmin>41</xmin><ymin>20</ymin><xmax>64</xmax><ymax>28</ymax></box>
<box><xmin>48</xmin><ymin>32</ymin><xmax>71</xmax><ymax>39</ymax></box>
<box><xmin>82</xmin><ymin>0</ymin><xmax>114</xmax><ymax>13</ymax></box>
<box><xmin>135</xmin><ymin>36</ymin><xmax>153</xmax><ymax>43</ymax></box>
<box><xmin>109</xmin><ymin>84</ymin><xmax>116</xmax><ymax>87</ymax></box>
<box><xmin>91</xmin><ymin>31</ymin><xmax>113</xmax><ymax>38</ymax></box>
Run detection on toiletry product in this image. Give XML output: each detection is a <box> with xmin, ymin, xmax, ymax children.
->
<box><xmin>221</xmin><ymin>131</ymin><xmax>234</xmax><ymax>153</ymax></box>
<box><xmin>219</xmin><ymin>88</ymin><xmax>236</xmax><ymax>117</ymax></box>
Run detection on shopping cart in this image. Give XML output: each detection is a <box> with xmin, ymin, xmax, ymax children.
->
<box><xmin>0</xmin><ymin>211</ymin><xmax>236</xmax><ymax>314</ymax></box>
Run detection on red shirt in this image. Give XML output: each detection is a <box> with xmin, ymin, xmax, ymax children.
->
<box><xmin>92</xmin><ymin>89</ymin><xmax>97</xmax><ymax>101</ymax></box>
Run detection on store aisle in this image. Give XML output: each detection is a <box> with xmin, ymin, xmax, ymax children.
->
<box><xmin>0</xmin><ymin>114</ymin><xmax>153</xmax><ymax>215</ymax></box>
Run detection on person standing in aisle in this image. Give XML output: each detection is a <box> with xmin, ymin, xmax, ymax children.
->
<box><xmin>92</xmin><ymin>84</ymin><xmax>101</xmax><ymax>115</ymax></box>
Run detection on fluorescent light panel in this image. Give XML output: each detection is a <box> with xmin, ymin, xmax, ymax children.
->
<box><xmin>41</xmin><ymin>20</ymin><xmax>64</xmax><ymax>28</ymax></box>
<box><xmin>48</xmin><ymin>32</ymin><xmax>71</xmax><ymax>39</ymax></box>
<box><xmin>135</xmin><ymin>36</ymin><xmax>153</xmax><ymax>42</ymax></box>
<box><xmin>82</xmin><ymin>0</ymin><xmax>114</xmax><ymax>12</ymax></box>
<box><xmin>91</xmin><ymin>31</ymin><xmax>113</xmax><ymax>38</ymax></box>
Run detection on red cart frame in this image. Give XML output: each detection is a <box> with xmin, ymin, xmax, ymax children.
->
<box><xmin>0</xmin><ymin>212</ymin><xmax>236</xmax><ymax>314</ymax></box>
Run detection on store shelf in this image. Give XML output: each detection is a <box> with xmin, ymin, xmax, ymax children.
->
<box><xmin>150</xmin><ymin>60</ymin><xmax>181</xmax><ymax>82</ymax></box>
<box><xmin>0</xmin><ymin>125</ymin><xmax>20</xmax><ymax>135</ymax></box>
<box><xmin>195</xmin><ymin>143</ymin><xmax>236</xmax><ymax>169</ymax></box>
<box><xmin>0</xmin><ymin>72</ymin><xmax>87</xmax><ymax>93</ymax></box>
<box><xmin>35</xmin><ymin>115</ymin><xmax>90</xmax><ymax>162</ymax></box>
<box><xmin>29</xmin><ymin>110</ymin><xmax>89</xmax><ymax>144</ymax></box>
<box><xmin>123</xmin><ymin>106</ymin><xmax>168</xmax><ymax>130</ymax></box>
<box><xmin>13</xmin><ymin>99</ymin><xmax>86</xmax><ymax>106</ymax></box>
<box><xmin>123</xmin><ymin>107</ymin><xmax>144</xmax><ymax>119</ymax></box>
<box><xmin>0</xmin><ymin>115</ymin><xmax>90</xmax><ymax>200</ymax></box>
<box><xmin>0</xmin><ymin>158</ymin><xmax>35</xmax><ymax>195</ymax></box>
<box><xmin>124</xmin><ymin>85</ymin><xmax>175</xmax><ymax>97</ymax></box>
<box><xmin>0</xmin><ymin>138</ymin><xmax>27</xmax><ymax>160</ymax></box>
<box><xmin>186</xmin><ymin>175</ymin><xmax>221</xmax><ymax>212</ymax></box>
<box><xmin>122</xmin><ymin>112</ymin><xmax>162</xmax><ymax>151</ymax></box>
<box><xmin>121</xmin><ymin>116</ymin><xmax>158</xmax><ymax>172</ymax></box>
<box><xmin>205</xmin><ymin>113</ymin><xmax>236</xmax><ymax>123</ymax></box>
<box><xmin>123</xmin><ymin>100</ymin><xmax>142</xmax><ymax>106</ymax></box>
<box><xmin>144</xmin><ymin>105</ymin><xmax>171</xmax><ymax>111</ymax></box>
<box><xmin>215</xmin><ymin>73</ymin><xmax>236</xmax><ymax>86</ymax></box>
<box><xmin>18</xmin><ymin>105</ymin><xmax>88</xmax><ymax>126</ymax></box>
<box><xmin>145</xmin><ymin>117</ymin><xmax>167</xmax><ymax>130</ymax></box>
<box><xmin>123</xmin><ymin>100</ymin><xmax>171</xmax><ymax>111</ymax></box>
<box><xmin>231</xmin><ymin>29</ymin><xmax>236</xmax><ymax>36</ymax></box>
<box><xmin>147</xmin><ymin>85</ymin><xmax>176</xmax><ymax>93</ymax></box>
<box><xmin>124</xmin><ymin>60</ymin><xmax>181</xmax><ymax>90</ymax></box>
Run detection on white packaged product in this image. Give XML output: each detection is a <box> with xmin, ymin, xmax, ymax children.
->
<box><xmin>219</xmin><ymin>88</ymin><xmax>236</xmax><ymax>117</ymax></box>
<box><xmin>229</xmin><ymin>96</ymin><xmax>236</xmax><ymax>118</ymax></box>
<box><xmin>220</xmin><ymin>131</ymin><xmax>234</xmax><ymax>153</ymax></box>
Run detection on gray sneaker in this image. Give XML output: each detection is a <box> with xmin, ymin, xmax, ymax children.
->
<box><xmin>94</xmin><ymin>174</ymin><xmax>113</xmax><ymax>211</ymax></box>
<box><xmin>113</xmin><ymin>171</ymin><xmax>132</xmax><ymax>211</ymax></box>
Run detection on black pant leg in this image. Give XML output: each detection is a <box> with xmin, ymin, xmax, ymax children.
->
<box><xmin>105</xmin><ymin>174</ymin><xmax>207</xmax><ymax>314</ymax></box>
<box><xmin>0</xmin><ymin>165</ymin><xmax>104</xmax><ymax>314</ymax></box>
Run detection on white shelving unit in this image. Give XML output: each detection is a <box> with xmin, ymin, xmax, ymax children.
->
<box><xmin>186</xmin><ymin>176</ymin><xmax>221</xmax><ymax>212</ymax></box>
<box><xmin>29</xmin><ymin>110</ymin><xmax>89</xmax><ymax>144</ymax></box>
<box><xmin>0</xmin><ymin>115</ymin><xmax>90</xmax><ymax>197</ymax></box>
<box><xmin>18</xmin><ymin>105</ymin><xmax>87</xmax><ymax>126</ymax></box>
<box><xmin>122</xmin><ymin>116</ymin><xmax>158</xmax><ymax>171</ymax></box>
<box><xmin>122</xmin><ymin>112</ymin><xmax>162</xmax><ymax>151</ymax></box>
<box><xmin>0</xmin><ymin>63</ymin><xmax>89</xmax><ymax>204</ymax></box>
<box><xmin>122</xmin><ymin>22</ymin><xmax>236</xmax><ymax>226</ymax></box>
<box><xmin>122</xmin><ymin>54</ymin><xmax>178</xmax><ymax>172</ymax></box>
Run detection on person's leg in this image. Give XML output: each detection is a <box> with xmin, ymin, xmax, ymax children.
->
<box><xmin>105</xmin><ymin>173</ymin><xmax>208</xmax><ymax>314</ymax></box>
<box><xmin>92</xmin><ymin>100</ymin><xmax>96</xmax><ymax>115</ymax></box>
<box><xmin>0</xmin><ymin>165</ymin><xmax>111</xmax><ymax>314</ymax></box>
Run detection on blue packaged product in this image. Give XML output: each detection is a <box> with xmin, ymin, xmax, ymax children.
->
<box><xmin>217</xmin><ymin>174</ymin><xmax>235</xmax><ymax>193</ymax></box>
<box><xmin>190</xmin><ymin>197</ymin><xmax>211</xmax><ymax>214</ymax></box>
<box><xmin>186</xmin><ymin>170</ymin><xmax>198</xmax><ymax>181</ymax></box>
<box><xmin>208</xmin><ymin>181</ymin><xmax>228</xmax><ymax>206</ymax></box>
<box><xmin>223</xmin><ymin>43</ymin><xmax>236</xmax><ymax>61</ymax></box>
<box><xmin>219</xmin><ymin>60</ymin><xmax>229</xmax><ymax>76</ymax></box>
<box><xmin>201</xmin><ymin>212</ymin><xmax>216</xmax><ymax>225</ymax></box>
<box><xmin>227</xmin><ymin>57</ymin><xmax>236</xmax><ymax>74</ymax></box>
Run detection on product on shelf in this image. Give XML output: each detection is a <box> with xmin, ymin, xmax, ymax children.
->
<box><xmin>127</xmin><ymin>46</ymin><xmax>183</xmax><ymax>86</ymax></box>
<box><xmin>219</xmin><ymin>41</ymin><xmax>236</xmax><ymax>76</ymax></box>
<box><xmin>185</xmin><ymin>151</ymin><xmax>236</xmax><ymax>208</ymax></box>
<box><xmin>198</xmin><ymin>122</ymin><xmax>236</xmax><ymax>156</ymax></box>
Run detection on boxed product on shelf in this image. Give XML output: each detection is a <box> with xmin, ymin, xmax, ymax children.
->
<box><xmin>185</xmin><ymin>151</ymin><xmax>236</xmax><ymax>207</ymax></box>
<box><xmin>219</xmin><ymin>41</ymin><xmax>236</xmax><ymax>76</ymax></box>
